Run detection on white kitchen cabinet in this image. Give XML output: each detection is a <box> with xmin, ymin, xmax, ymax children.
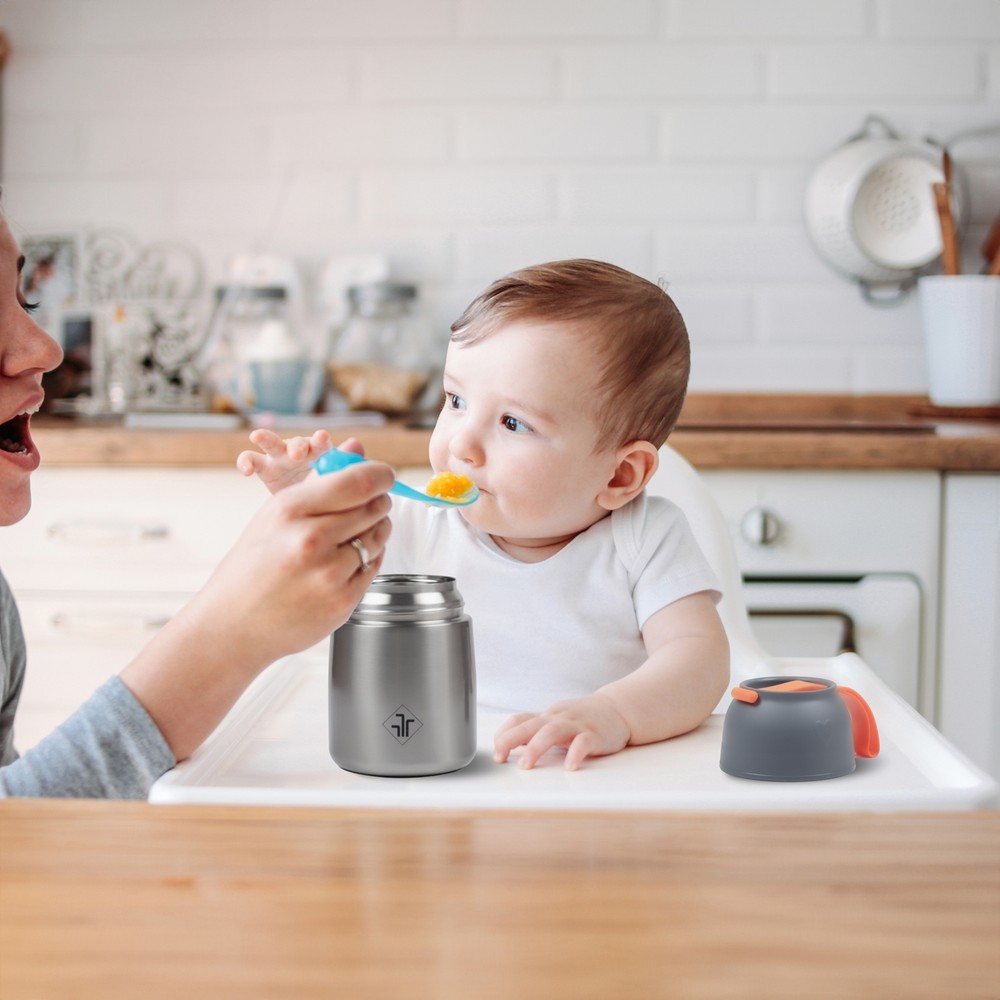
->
<box><xmin>698</xmin><ymin>470</ymin><xmax>939</xmax><ymax>577</ymax></box>
<box><xmin>938</xmin><ymin>474</ymin><xmax>1000</xmax><ymax>781</ymax></box>
<box><xmin>11</xmin><ymin>591</ymin><xmax>190</xmax><ymax>751</ymax></box>
<box><xmin>3</xmin><ymin>468</ymin><xmax>266</xmax><ymax>593</ymax></box>
<box><xmin>2</xmin><ymin>468</ymin><xmax>268</xmax><ymax>750</ymax></box>
<box><xmin>698</xmin><ymin>469</ymin><xmax>941</xmax><ymax>717</ymax></box>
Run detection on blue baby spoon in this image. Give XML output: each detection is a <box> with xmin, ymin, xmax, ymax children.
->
<box><xmin>312</xmin><ymin>448</ymin><xmax>480</xmax><ymax>507</ymax></box>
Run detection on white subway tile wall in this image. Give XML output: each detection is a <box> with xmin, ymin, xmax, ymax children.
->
<box><xmin>1</xmin><ymin>0</ymin><xmax>997</xmax><ymax>392</ymax></box>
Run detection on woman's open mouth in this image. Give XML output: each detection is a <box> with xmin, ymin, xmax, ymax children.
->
<box><xmin>0</xmin><ymin>411</ymin><xmax>36</xmax><ymax>457</ymax></box>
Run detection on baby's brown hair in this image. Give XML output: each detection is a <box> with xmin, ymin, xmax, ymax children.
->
<box><xmin>449</xmin><ymin>259</ymin><xmax>690</xmax><ymax>452</ymax></box>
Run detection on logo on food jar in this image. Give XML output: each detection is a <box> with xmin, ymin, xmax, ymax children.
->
<box><xmin>384</xmin><ymin>705</ymin><xmax>423</xmax><ymax>744</ymax></box>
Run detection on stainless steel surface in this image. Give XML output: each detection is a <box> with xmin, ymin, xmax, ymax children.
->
<box><xmin>329</xmin><ymin>575</ymin><xmax>476</xmax><ymax>777</ymax></box>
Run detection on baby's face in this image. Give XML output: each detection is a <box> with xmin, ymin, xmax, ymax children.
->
<box><xmin>0</xmin><ymin>218</ymin><xmax>64</xmax><ymax>526</ymax></box>
<box><xmin>428</xmin><ymin>319</ymin><xmax>620</xmax><ymax>558</ymax></box>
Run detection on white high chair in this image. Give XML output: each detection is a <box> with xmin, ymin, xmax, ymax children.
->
<box><xmin>646</xmin><ymin>445</ymin><xmax>773</xmax><ymax>699</ymax></box>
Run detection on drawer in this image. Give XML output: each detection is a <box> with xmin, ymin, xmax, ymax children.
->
<box><xmin>2</xmin><ymin>468</ymin><xmax>267</xmax><ymax>593</ymax></box>
<box><xmin>700</xmin><ymin>470</ymin><xmax>940</xmax><ymax>578</ymax></box>
<box><xmin>12</xmin><ymin>591</ymin><xmax>190</xmax><ymax>752</ymax></box>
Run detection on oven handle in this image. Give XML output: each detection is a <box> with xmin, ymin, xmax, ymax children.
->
<box><xmin>747</xmin><ymin>608</ymin><xmax>857</xmax><ymax>655</ymax></box>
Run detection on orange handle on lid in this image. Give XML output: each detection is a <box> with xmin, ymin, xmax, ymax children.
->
<box><xmin>838</xmin><ymin>686</ymin><xmax>880</xmax><ymax>758</ymax></box>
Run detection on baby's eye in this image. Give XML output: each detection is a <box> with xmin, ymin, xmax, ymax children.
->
<box><xmin>501</xmin><ymin>414</ymin><xmax>531</xmax><ymax>434</ymax></box>
<box><xmin>445</xmin><ymin>392</ymin><xmax>466</xmax><ymax>411</ymax></box>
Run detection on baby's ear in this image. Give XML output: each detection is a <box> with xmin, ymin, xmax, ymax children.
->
<box><xmin>597</xmin><ymin>441</ymin><xmax>659</xmax><ymax>511</ymax></box>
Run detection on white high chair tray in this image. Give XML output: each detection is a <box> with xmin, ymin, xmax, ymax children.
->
<box><xmin>150</xmin><ymin>649</ymin><xmax>997</xmax><ymax>811</ymax></box>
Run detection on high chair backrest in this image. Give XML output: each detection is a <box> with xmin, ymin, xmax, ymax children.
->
<box><xmin>645</xmin><ymin>445</ymin><xmax>767</xmax><ymax>683</ymax></box>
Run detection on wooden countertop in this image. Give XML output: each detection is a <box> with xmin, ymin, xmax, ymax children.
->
<box><xmin>1</xmin><ymin>801</ymin><xmax>997</xmax><ymax>999</ymax></box>
<box><xmin>32</xmin><ymin>394</ymin><xmax>1000</xmax><ymax>471</ymax></box>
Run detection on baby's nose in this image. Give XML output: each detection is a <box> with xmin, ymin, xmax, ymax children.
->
<box><xmin>449</xmin><ymin>425</ymin><xmax>485</xmax><ymax>466</ymax></box>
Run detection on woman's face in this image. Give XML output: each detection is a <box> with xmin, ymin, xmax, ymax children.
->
<box><xmin>0</xmin><ymin>217</ymin><xmax>63</xmax><ymax>526</ymax></box>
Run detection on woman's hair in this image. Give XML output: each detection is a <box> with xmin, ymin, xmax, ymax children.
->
<box><xmin>450</xmin><ymin>259</ymin><xmax>690</xmax><ymax>451</ymax></box>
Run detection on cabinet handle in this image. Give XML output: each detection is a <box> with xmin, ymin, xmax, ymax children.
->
<box><xmin>47</xmin><ymin>520</ymin><xmax>170</xmax><ymax>545</ymax></box>
<box><xmin>748</xmin><ymin>607</ymin><xmax>857</xmax><ymax>654</ymax></box>
<box><xmin>50</xmin><ymin>611</ymin><xmax>172</xmax><ymax>635</ymax></box>
<box><xmin>740</xmin><ymin>507</ymin><xmax>781</xmax><ymax>546</ymax></box>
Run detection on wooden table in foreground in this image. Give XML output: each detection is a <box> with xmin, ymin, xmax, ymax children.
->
<box><xmin>1</xmin><ymin>802</ymin><xmax>998</xmax><ymax>999</ymax></box>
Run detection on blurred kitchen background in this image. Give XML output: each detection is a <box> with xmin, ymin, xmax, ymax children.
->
<box><xmin>1</xmin><ymin>0</ymin><xmax>998</xmax><ymax>412</ymax></box>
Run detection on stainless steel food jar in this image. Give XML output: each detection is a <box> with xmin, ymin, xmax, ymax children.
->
<box><xmin>329</xmin><ymin>575</ymin><xmax>476</xmax><ymax>776</ymax></box>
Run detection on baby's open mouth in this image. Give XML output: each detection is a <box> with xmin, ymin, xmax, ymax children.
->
<box><xmin>0</xmin><ymin>413</ymin><xmax>31</xmax><ymax>455</ymax></box>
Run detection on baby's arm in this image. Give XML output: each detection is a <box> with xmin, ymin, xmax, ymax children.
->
<box><xmin>237</xmin><ymin>428</ymin><xmax>352</xmax><ymax>495</ymax></box>
<box><xmin>493</xmin><ymin>591</ymin><xmax>729</xmax><ymax>770</ymax></box>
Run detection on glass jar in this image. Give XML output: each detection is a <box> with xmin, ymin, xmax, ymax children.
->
<box><xmin>203</xmin><ymin>285</ymin><xmax>324</xmax><ymax>414</ymax></box>
<box><xmin>331</xmin><ymin>282</ymin><xmax>440</xmax><ymax>416</ymax></box>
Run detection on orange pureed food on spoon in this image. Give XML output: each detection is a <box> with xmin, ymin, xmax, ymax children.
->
<box><xmin>425</xmin><ymin>471</ymin><xmax>475</xmax><ymax>500</ymax></box>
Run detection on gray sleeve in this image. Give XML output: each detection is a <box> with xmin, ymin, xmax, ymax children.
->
<box><xmin>0</xmin><ymin>573</ymin><xmax>26</xmax><ymax>771</ymax></box>
<box><xmin>0</xmin><ymin>676</ymin><xmax>176</xmax><ymax>799</ymax></box>
<box><xmin>1</xmin><ymin>569</ymin><xmax>175</xmax><ymax>798</ymax></box>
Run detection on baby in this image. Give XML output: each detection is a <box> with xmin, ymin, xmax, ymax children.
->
<box><xmin>239</xmin><ymin>259</ymin><xmax>729</xmax><ymax>769</ymax></box>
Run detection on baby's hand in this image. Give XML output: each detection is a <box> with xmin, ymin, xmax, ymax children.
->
<box><xmin>493</xmin><ymin>694</ymin><xmax>631</xmax><ymax>771</ymax></box>
<box><xmin>236</xmin><ymin>428</ymin><xmax>342</xmax><ymax>495</ymax></box>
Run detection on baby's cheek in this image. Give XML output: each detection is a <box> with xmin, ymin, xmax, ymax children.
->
<box><xmin>457</xmin><ymin>499</ymin><xmax>494</xmax><ymax>533</ymax></box>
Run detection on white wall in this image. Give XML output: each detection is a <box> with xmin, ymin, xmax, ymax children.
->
<box><xmin>1</xmin><ymin>0</ymin><xmax>998</xmax><ymax>392</ymax></box>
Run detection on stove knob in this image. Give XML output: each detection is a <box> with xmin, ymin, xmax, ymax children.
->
<box><xmin>740</xmin><ymin>506</ymin><xmax>781</xmax><ymax>546</ymax></box>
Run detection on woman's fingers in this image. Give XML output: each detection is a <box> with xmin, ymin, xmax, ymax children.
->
<box><xmin>338</xmin><ymin>515</ymin><xmax>392</xmax><ymax>580</ymax></box>
<box><xmin>282</xmin><ymin>459</ymin><xmax>395</xmax><ymax>521</ymax></box>
<box><xmin>316</xmin><ymin>491</ymin><xmax>393</xmax><ymax>549</ymax></box>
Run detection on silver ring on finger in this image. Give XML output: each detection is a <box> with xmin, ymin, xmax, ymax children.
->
<box><xmin>349</xmin><ymin>536</ymin><xmax>372</xmax><ymax>573</ymax></box>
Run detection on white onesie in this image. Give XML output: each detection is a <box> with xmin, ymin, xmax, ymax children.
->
<box><xmin>380</xmin><ymin>492</ymin><xmax>721</xmax><ymax>714</ymax></box>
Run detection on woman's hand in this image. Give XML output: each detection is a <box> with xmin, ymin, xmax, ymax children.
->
<box><xmin>196</xmin><ymin>457</ymin><xmax>393</xmax><ymax>662</ymax></box>
<box><xmin>120</xmin><ymin>458</ymin><xmax>394</xmax><ymax>761</ymax></box>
